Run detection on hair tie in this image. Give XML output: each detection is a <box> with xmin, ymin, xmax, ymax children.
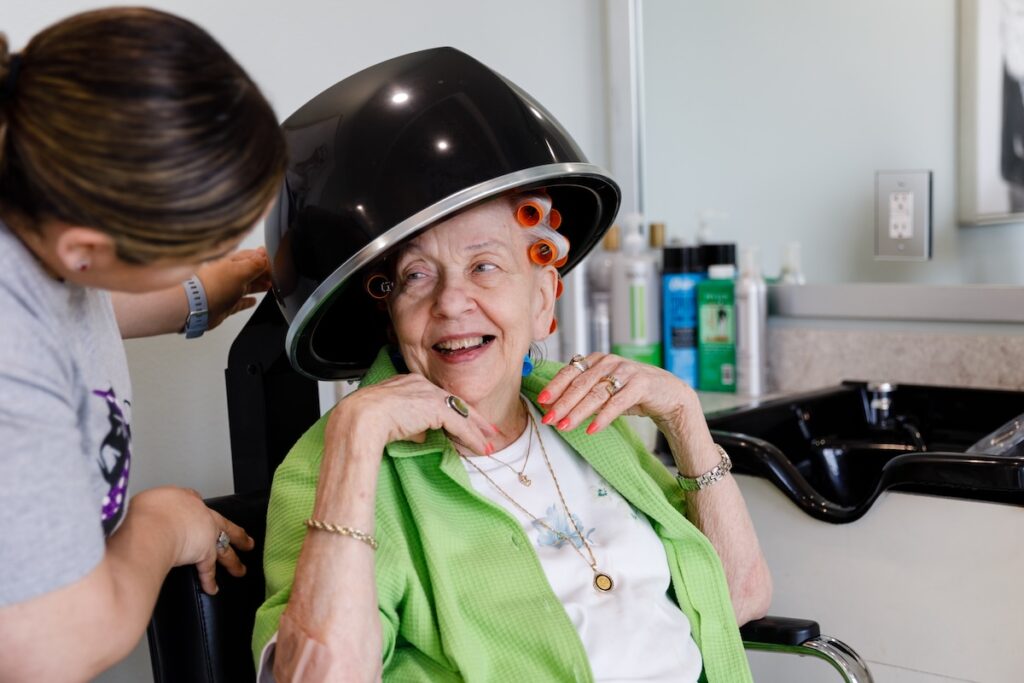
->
<box><xmin>0</xmin><ymin>53</ymin><xmax>23</xmax><ymax>103</ymax></box>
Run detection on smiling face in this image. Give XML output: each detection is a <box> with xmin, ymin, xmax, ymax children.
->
<box><xmin>387</xmin><ymin>197</ymin><xmax>558</xmax><ymax>420</ymax></box>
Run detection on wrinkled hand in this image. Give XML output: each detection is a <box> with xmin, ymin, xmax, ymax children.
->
<box><xmin>195</xmin><ymin>247</ymin><xmax>272</xmax><ymax>331</ymax></box>
<box><xmin>132</xmin><ymin>487</ymin><xmax>255</xmax><ymax>595</ymax></box>
<box><xmin>329</xmin><ymin>373</ymin><xmax>497</xmax><ymax>459</ymax></box>
<box><xmin>536</xmin><ymin>352</ymin><xmax>701</xmax><ymax>438</ymax></box>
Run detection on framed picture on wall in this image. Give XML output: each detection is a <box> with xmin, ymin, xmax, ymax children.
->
<box><xmin>959</xmin><ymin>0</ymin><xmax>1024</xmax><ymax>224</ymax></box>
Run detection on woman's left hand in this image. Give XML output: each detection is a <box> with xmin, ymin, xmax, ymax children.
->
<box><xmin>195</xmin><ymin>247</ymin><xmax>273</xmax><ymax>330</ymax></box>
<box><xmin>536</xmin><ymin>352</ymin><xmax>700</xmax><ymax>438</ymax></box>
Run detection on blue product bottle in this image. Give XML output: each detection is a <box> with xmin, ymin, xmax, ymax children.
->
<box><xmin>662</xmin><ymin>245</ymin><xmax>704</xmax><ymax>387</ymax></box>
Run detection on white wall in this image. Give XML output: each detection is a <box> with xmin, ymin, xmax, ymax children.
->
<box><xmin>3</xmin><ymin>2</ymin><xmax>610</xmax><ymax>681</ymax></box>
<box><xmin>642</xmin><ymin>0</ymin><xmax>1024</xmax><ymax>285</ymax></box>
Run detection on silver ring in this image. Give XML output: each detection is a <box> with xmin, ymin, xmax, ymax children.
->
<box><xmin>445</xmin><ymin>394</ymin><xmax>470</xmax><ymax>418</ymax></box>
<box><xmin>600</xmin><ymin>375</ymin><xmax>623</xmax><ymax>397</ymax></box>
<box><xmin>569</xmin><ymin>354</ymin><xmax>590</xmax><ymax>373</ymax></box>
<box><xmin>216</xmin><ymin>530</ymin><xmax>230</xmax><ymax>553</ymax></box>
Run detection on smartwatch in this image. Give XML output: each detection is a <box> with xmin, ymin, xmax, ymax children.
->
<box><xmin>181</xmin><ymin>276</ymin><xmax>209</xmax><ymax>339</ymax></box>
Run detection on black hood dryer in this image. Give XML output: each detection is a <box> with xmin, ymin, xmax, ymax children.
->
<box><xmin>266</xmin><ymin>46</ymin><xmax>620</xmax><ymax>380</ymax></box>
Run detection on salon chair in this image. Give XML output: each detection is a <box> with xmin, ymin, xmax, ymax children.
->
<box><xmin>146</xmin><ymin>297</ymin><xmax>874</xmax><ymax>683</ymax></box>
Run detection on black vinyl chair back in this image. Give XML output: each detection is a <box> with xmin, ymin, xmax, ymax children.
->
<box><xmin>147</xmin><ymin>297</ymin><xmax>319</xmax><ymax>683</ymax></box>
<box><xmin>147</xmin><ymin>492</ymin><xmax>269</xmax><ymax>683</ymax></box>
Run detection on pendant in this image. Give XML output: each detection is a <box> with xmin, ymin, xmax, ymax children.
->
<box><xmin>593</xmin><ymin>572</ymin><xmax>614</xmax><ymax>592</ymax></box>
<box><xmin>518</xmin><ymin>473</ymin><xmax>532</xmax><ymax>487</ymax></box>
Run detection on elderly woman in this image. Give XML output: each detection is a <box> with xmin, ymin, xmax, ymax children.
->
<box><xmin>254</xmin><ymin>49</ymin><xmax>770</xmax><ymax>683</ymax></box>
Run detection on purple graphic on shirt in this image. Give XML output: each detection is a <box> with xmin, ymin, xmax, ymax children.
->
<box><xmin>93</xmin><ymin>387</ymin><xmax>131</xmax><ymax>535</ymax></box>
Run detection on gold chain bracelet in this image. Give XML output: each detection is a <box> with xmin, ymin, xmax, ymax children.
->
<box><xmin>304</xmin><ymin>518</ymin><xmax>379</xmax><ymax>550</ymax></box>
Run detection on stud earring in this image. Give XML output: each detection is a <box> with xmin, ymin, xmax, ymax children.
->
<box><xmin>521</xmin><ymin>353</ymin><xmax>534</xmax><ymax>377</ymax></box>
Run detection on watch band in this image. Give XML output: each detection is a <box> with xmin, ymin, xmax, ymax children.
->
<box><xmin>181</xmin><ymin>275</ymin><xmax>209</xmax><ymax>339</ymax></box>
<box><xmin>676</xmin><ymin>444</ymin><xmax>732</xmax><ymax>492</ymax></box>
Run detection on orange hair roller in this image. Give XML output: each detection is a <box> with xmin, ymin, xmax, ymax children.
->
<box><xmin>528</xmin><ymin>239</ymin><xmax>557</xmax><ymax>266</ymax></box>
<box><xmin>514</xmin><ymin>194</ymin><xmax>552</xmax><ymax>228</ymax></box>
<box><xmin>555</xmin><ymin>278</ymin><xmax>564</xmax><ymax>299</ymax></box>
<box><xmin>549</xmin><ymin>233</ymin><xmax>570</xmax><ymax>268</ymax></box>
<box><xmin>549</xmin><ymin>318</ymin><xmax>558</xmax><ymax>334</ymax></box>
<box><xmin>364</xmin><ymin>272</ymin><xmax>393</xmax><ymax>300</ymax></box>
<box><xmin>549</xmin><ymin>209</ymin><xmax>562</xmax><ymax>230</ymax></box>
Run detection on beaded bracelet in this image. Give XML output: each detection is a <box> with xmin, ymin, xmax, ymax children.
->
<box><xmin>304</xmin><ymin>519</ymin><xmax>379</xmax><ymax>550</ymax></box>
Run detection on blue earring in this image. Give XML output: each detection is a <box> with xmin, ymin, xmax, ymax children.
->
<box><xmin>521</xmin><ymin>353</ymin><xmax>534</xmax><ymax>377</ymax></box>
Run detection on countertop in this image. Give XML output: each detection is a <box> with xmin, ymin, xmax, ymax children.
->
<box><xmin>696</xmin><ymin>391</ymin><xmax>779</xmax><ymax>418</ymax></box>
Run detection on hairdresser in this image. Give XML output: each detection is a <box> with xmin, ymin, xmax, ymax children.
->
<box><xmin>0</xmin><ymin>8</ymin><xmax>286</xmax><ymax>680</ymax></box>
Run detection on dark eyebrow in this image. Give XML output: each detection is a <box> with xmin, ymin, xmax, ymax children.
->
<box><xmin>401</xmin><ymin>238</ymin><xmax>510</xmax><ymax>257</ymax></box>
<box><xmin>463</xmin><ymin>240</ymin><xmax>505</xmax><ymax>252</ymax></box>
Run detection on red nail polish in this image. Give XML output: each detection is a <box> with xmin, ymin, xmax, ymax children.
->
<box><xmin>490</xmin><ymin>423</ymin><xmax>501</xmax><ymax>435</ymax></box>
<box><xmin>586</xmin><ymin>422</ymin><xmax>599</xmax><ymax>435</ymax></box>
<box><xmin>557</xmin><ymin>418</ymin><xmax>571</xmax><ymax>431</ymax></box>
<box><xmin>542</xmin><ymin>411</ymin><xmax>556</xmax><ymax>425</ymax></box>
<box><xmin>537</xmin><ymin>390</ymin><xmax>551</xmax><ymax>403</ymax></box>
<box><xmin>485</xmin><ymin>443</ymin><xmax>495</xmax><ymax>455</ymax></box>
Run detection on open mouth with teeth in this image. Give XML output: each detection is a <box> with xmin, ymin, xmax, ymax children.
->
<box><xmin>433</xmin><ymin>335</ymin><xmax>496</xmax><ymax>355</ymax></box>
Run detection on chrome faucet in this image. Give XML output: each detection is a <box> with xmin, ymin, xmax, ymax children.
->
<box><xmin>866</xmin><ymin>381</ymin><xmax>895</xmax><ymax>427</ymax></box>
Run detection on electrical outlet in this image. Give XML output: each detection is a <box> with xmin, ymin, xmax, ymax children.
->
<box><xmin>875</xmin><ymin>170</ymin><xmax>932</xmax><ymax>261</ymax></box>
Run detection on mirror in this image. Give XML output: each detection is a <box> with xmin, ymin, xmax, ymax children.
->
<box><xmin>640</xmin><ymin>0</ymin><xmax>1024</xmax><ymax>284</ymax></box>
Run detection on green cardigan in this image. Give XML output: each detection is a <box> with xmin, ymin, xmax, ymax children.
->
<box><xmin>253</xmin><ymin>349</ymin><xmax>753</xmax><ymax>682</ymax></box>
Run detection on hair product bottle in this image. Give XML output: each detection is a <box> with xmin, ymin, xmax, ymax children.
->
<box><xmin>696</xmin><ymin>263</ymin><xmax>737</xmax><ymax>392</ymax></box>
<box><xmin>586</xmin><ymin>225</ymin><xmax>620</xmax><ymax>354</ymax></box>
<box><xmin>735</xmin><ymin>248</ymin><xmax>767</xmax><ymax>397</ymax></box>
<box><xmin>648</xmin><ymin>221</ymin><xmax>666</xmax><ymax>271</ymax></box>
<box><xmin>611</xmin><ymin>223</ymin><xmax>661</xmax><ymax>366</ymax></box>
<box><xmin>661</xmin><ymin>243</ymin><xmax>704</xmax><ymax>388</ymax></box>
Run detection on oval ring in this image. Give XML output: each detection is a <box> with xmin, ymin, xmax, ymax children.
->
<box><xmin>600</xmin><ymin>374</ymin><xmax>623</xmax><ymax>397</ymax></box>
<box><xmin>569</xmin><ymin>354</ymin><xmax>590</xmax><ymax>373</ymax></box>
<box><xmin>216</xmin><ymin>530</ymin><xmax>230</xmax><ymax>553</ymax></box>
<box><xmin>445</xmin><ymin>394</ymin><xmax>470</xmax><ymax>418</ymax></box>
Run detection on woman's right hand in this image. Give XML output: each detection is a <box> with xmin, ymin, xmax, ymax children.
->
<box><xmin>328</xmin><ymin>373</ymin><xmax>496</xmax><ymax>459</ymax></box>
<box><xmin>130</xmin><ymin>486</ymin><xmax>254</xmax><ymax>595</ymax></box>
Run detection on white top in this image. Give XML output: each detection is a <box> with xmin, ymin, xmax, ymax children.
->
<box><xmin>460</xmin><ymin>401</ymin><xmax>702</xmax><ymax>682</ymax></box>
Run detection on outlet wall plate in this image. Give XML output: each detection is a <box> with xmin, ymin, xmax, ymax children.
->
<box><xmin>875</xmin><ymin>170</ymin><xmax>932</xmax><ymax>261</ymax></box>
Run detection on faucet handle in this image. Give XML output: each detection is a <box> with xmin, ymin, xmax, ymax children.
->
<box><xmin>870</xmin><ymin>396</ymin><xmax>892</xmax><ymax>412</ymax></box>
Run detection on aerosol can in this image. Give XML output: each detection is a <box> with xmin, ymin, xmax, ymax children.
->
<box><xmin>735</xmin><ymin>248</ymin><xmax>767</xmax><ymax>397</ymax></box>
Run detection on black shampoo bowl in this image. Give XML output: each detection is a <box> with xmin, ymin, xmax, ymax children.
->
<box><xmin>684</xmin><ymin>382</ymin><xmax>1024</xmax><ymax>523</ymax></box>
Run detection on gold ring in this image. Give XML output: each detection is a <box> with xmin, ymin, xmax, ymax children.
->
<box><xmin>445</xmin><ymin>394</ymin><xmax>470</xmax><ymax>418</ymax></box>
<box><xmin>600</xmin><ymin>375</ymin><xmax>623</xmax><ymax>397</ymax></box>
<box><xmin>569</xmin><ymin>354</ymin><xmax>590</xmax><ymax>373</ymax></box>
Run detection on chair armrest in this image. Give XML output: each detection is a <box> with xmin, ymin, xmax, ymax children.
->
<box><xmin>740</xmin><ymin>617</ymin><xmax>874</xmax><ymax>682</ymax></box>
<box><xmin>740</xmin><ymin>615</ymin><xmax>821</xmax><ymax>646</ymax></box>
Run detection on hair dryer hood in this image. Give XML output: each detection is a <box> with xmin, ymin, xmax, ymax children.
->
<box><xmin>267</xmin><ymin>47</ymin><xmax>620</xmax><ymax>380</ymax></box>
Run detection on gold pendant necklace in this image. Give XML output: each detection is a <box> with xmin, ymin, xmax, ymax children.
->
<box><xmin>460</xmin><ymin>408</ymin><xmax>614</xmax><ymax>593</ymax></box>
<box><xmin>452</xmin><ymin>398</ymin><xmax>532</xmax><ymax>487</ymax></box>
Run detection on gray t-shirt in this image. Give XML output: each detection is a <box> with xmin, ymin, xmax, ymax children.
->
<box><xmin>0</xmin><ymin>219</ymin><xmax>132</xmax><ymax>607</ymax></box>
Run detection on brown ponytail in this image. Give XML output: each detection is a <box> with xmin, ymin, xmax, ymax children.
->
<box><xmin>0</xmin><ymin>8</ymin><xmax>287</xmax><ymax>263</ymax></box>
